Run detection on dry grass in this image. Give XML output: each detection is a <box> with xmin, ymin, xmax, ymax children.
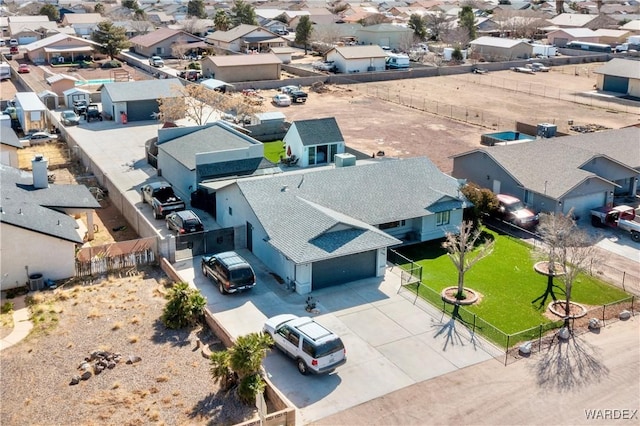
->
<box><xmin>0</xmin><ymin>270</ymin><xmax>257</xmax><ymax>425</ymax></box>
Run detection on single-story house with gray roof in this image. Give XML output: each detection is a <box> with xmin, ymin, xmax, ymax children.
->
<box><xmin>451</xmin><ymin>127</ymin><xmax>640</xmax><ymax>220</ymax></box>
<box><xmin>469</xmin><ymin>36</ymin><xmax>533</xmax><ymax>60</ymax></box>
<box><xmin>204</xmin><ymin>24</ymin><xmax>286</xmax><ymax>54</ymax></box>
<box><xmin>129</xmin><ymin>27</ymin><xmax>203</xmax><ymax>58</ymax></box>
<box><xmin>325</xmin><ymin>45</ymin><xmax>387</xmax><ymax>73</ymax></box>
<box><xmin>593</xmin><ymin>58</ymin><xmax>640</xmax><ymax>97</ymax></box>
<box><xmin>0</xmin><ymin>163</ymin><xmax>100</xmax><ymax>291</ymax></box>
<box><xmin>213</xmin><ymin>156</ymin><xmax>467</xmax><ymax>293</ymax></box>
<box><xmin>100</xmin><ymin>79</ymin><xmax>183</xmax><ymax>123</ymax></box>
<box><xmin>156</xmin><ymin>121</ymin><xmax>279</xmax><ymax>198</ymax></box>
<box><xmin>284</xmin><ymin>117</ymin><xmax>346</xmax><ymax>167</ymax></box>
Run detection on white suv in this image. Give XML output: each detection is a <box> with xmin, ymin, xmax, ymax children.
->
<box><xmin>148</xmin><ymin>56</ymin><xmax>164</xmax><ymax>67</ymax></box>
<box><xmin>263</xmin><ymin>314</ymin><xmax>346</xmax><ymax>375</ymax></box>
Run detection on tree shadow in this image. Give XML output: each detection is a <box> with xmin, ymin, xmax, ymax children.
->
<box><xmin>188</xmin><ymin>391</ymin><xmax>255</xmax><ymax>425</ymax></box>
<box><xmin>531</xmin><ymin>275</ymin><xmax>566</xmax><ymax>311</ymax></box>
<box><xmin>533</xmin><ymin>332</ymin><xmax>609</xmax><ymax>392</ymax></box>
<box><xmin>432</xmin><ymin>305</ymin><xmax>479</xmax><ymax>351</ymax></box>
<box><xmin>150</xmin><ymin>318</ymin><xmax>194</xmax><ymax>347</ymax></box>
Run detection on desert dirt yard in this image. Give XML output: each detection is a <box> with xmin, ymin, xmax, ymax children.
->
<box><xmin>0</xmin><ymin>270</ymin><xmax>258</xmax><ymax>426</ymax></box>
<box><xmin>278</xmin><ymin>62</ymin><xmax>640</xmax><ymax>174</ymax></box>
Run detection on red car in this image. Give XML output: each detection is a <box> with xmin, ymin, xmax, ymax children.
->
<box><xmin>17</xmin><ymin>64</ymin><xmax>30</xmax><ymax>74</ymax></box>
<box><xmin>9</xmin><ymin>46</ymin><xmax>19</xmax><ymax>55</ymax></box>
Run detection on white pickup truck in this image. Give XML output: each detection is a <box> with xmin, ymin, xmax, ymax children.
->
<box><xmin>591</xmin><ymin>205</ymin><xmax>640</xmax><ymax>242</ymax></box>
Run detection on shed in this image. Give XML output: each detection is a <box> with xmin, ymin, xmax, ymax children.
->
<box><xmin>45</xmin><ymin>73</ymin><xmax>78</xmax><ymax>96</ymax></box>
<box><xmin>469</xmin><ymin>36</ymin><xmax>534</xmax><ymax>60</ymax></box>
<box><xmin>270</xmin><ymin>46</ymin><xmax>294</xmax><ymax>64</ymax></box>
<box><xmin>38</xmin><ymin>89</ymin><xmax>59</xmax><ymax>109</ymax></box>
<box><xmin>63</xmin><ymin>87</ymin><xmax>90</xmax><ymax>108</ymax></box>
<box><xmin>283</xmin><ymin>117</ymin><xmax>346</xmax><ymax>167</ymax></box>
<box><xmin>325</xmin><ymin>45</ymin><xmax>387</xmax><ymax>74</ymax></box>
<box><xmin>100</xmin><ymin>79</ymin><xmax>183</xmax><ymax>124</ymax></box>
<box><xmin>593</xmin><ymin>58</ymin><xmax>640</xmax><ymax>97</ymax></box>
<box><xmin>13</xmin><ymin>92</ymin><xmax>48</xmax><ymax>133</ymax></box>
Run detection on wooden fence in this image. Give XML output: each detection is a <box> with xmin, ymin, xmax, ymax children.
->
<box><xmin>75</xmin><ymin>237</ymin><xmax>158</xmax><ymax>277</ymax></box>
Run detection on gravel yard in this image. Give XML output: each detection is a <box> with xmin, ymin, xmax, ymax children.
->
<box><xmin>0</xmin><ymin>271</ymin><xmax>257</xmax><ymax>426</ymax></box>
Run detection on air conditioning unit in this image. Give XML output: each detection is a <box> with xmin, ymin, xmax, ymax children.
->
<box><xmin>335</xmin><ymin>153</ymin><xmax>356</xmax><ymax>168</ymax></box>
<box><xmin>537</xmin><ymin>123</ymin><xmax>557</xmax><ymax>138</ymax></box>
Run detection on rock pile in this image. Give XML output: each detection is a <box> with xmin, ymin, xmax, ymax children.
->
<box><xmin>69</xmin><ymin>351</ymin><xmax>141</xmax><ymax>385</ymax></box>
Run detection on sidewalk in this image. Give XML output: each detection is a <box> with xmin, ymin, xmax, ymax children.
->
<box><xmin>0</xmin><ymin>295</ymin><xmax>33</xmax><ymax>351</ymax></box>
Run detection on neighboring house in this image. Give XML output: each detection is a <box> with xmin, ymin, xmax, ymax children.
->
<box><xmin>469</xmin><ymin>36</ymin><xmax>534</xmax><ymax>60</ymax></box>
<box><xmin>213</xmin><ymin>156</ymin><xmax>466</xmax><ymax>293</ymax></box>
<box><xmin>593</xmin><ymin>58</ymin><xmax>640</xmax><ymax>97</ymax></box>
<box><xmin>354</xmin><ymin>24</ymin><xmax>414</xmax><ymax>49</ymax></box>
<box><xmin>451</xmin><ymin>127</ymin><xmax>640</xmax><ymax>220</ymax></box>
<box><xmin>204</xmin><ymin>24</ymin><xmax>287</xmax><ymax>53</ymax></box>
<box><xmin>24</xmin><ymin>33</ymin><xmax>102</xmax><ymax>65</ymax></box>
<box><xmin>111</xmin><ymin>20</ymin><xmax>155</xmax><ymax>39</ymax></box>
<box><xmin>325</xmin><ymin>45</ymin><xmax>387</xmax><ymax>74</ymax></box>
<box><xmin>289</xmin><ymin>8</ymin><xmax>338</xmax><ymax>28</ymax></box>
<box><xmin>146</xmin><ymin>12</ymin><xmax>175</xmax><ymax>26</ymax></box>
<box><xmin>594</xmin><ymin>29</ymin><xmax>631</xmax><ymax>45</ymax></box>
<box><xmin>157</xmin><ymin>122</ymin><xmax>279</xmax><ymax>198</ymax></box>
<box><xmin>8</xmin><ymin>21</ymin><xmax>59</xmax><ymax>45</ymax></box>
<box><xmin>201</xmin><ymin>53</ymin><xmax>282</xmax><ymax>83</ymax></box>
<box><xmin>283</xmin><ymin>118</ymin><xmax>346</xmax><ymax>168</ymax></box>
<box><xmin>61</xmin><ymin>13</ymin><xmax>105</xmax><ymax>38</ymax></box>
<box><xmin>100</xmin><ymin>79</ymin><xmax>183</xmax><ymax>124</ymax></box>
<box><xmin>620</xmin><ymin>19</ymin><xmax>640</xmax><ymax>35</ymax></box>
<box><xmin>547</xmin><ymin>13</ymin><xmax>599</xmax><ymax>29</ymax></box>
<box><xmin>546</xmin><ymin>28</ymin><xmax>598</xmax><ymax>47</ymax></box>
<box><xmin>0</xmin><ymin>163</ymin><xmax>100</xmax><ymax>291</ymax></box>
<box><xmin>0</xmin><ymin>120</ymin><xmax>21</xmax><ymax>168</ymax></box>
<box><xmin>129</xmin><ymin>27</ymin><xmax>203</xmax><ymax>58</ymax></box>
<box><xmin>270</xmin><ymin>46</ymin><xmax>295</xmax><ymax>64</ymax></box>
<box><xmin>46</xmin><ymin>73</ymin><xmax>79</xmax><ymax>97</ymax></box>
<box><xmin>13</xmin><ymin>92</ymin><xmax>48</xmax><ymax>134</ymax></box>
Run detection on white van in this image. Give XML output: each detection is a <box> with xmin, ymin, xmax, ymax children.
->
<box><xmin>0</xmin><ymin>63</ymin><xmax>11</xmax><ymax>81</ymax></box>
<box><xmin>385</xmin><ymin>54</ymin><xmax>410</xmax><ymax>70</ymax></box>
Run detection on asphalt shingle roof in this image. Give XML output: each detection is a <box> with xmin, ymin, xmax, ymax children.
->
<box><xmin>0</xmin><ymin>165</ymin><xmax>100</xmax><ymax>243</ymax></box>
<box><xmin>235</xmin><ymin>157</ymin><xmax>463</xmax><ymax>263</ymax></box>
<box><xmin>101</xmin><ymin>79</ymin><xmax>183</xmax><ymax>103</ymax></box>
<box><xmin>289</xmin><ymin>118</ymin><xmax>344</xmax><ymax>146</ymax></box>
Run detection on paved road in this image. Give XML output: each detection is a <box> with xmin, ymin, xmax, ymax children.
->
<box><xmin>313</xmin><ymin>318</ymin><xmax>640</xmax><ymax>426</ymax></box>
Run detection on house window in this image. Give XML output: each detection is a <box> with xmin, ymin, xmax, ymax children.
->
<box><xmin>329</xmin><ymin>144</ymin><xmax>337</xmax><ymax>162</ymax></box>
<box><xmin>436</xmin><ymin>211</ymin><xmax>450</xmax><ymax>226</ymax></box>
<box><xmin>524</xmin><ymin>190</ymin><xmax>533</xmax><ymax>205</ymax></box>
<box><xmin>379</xmin><ymin>220</ymin><xmax>406</xmax><ymax>230</ymax></box>
<box><xmin>228</xmin><ymin>207</ymin><xmax>232</xmax><ymax>216</ymax></box>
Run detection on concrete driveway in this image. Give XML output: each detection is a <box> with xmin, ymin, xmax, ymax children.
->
<box><xmin>174</xmin><ymin>251</ymin><xmax>503</xmax><ymax>424</ymax></box>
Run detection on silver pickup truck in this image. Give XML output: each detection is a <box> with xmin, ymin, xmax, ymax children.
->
<box><xmin>140</xmin><ymin>182</ymin><xmax>186</xmax><ymax>219</ymax></box>
<box><xmin>591</xmin><ymin>205</ymin><xmax>640</xmax><ymax>242</ymax></box>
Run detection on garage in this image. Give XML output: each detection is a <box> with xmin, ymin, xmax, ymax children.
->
<box><xmin>602</xmin><ymin>75</ymin><xmax>629</xmax><ymax>94</ymax></box>
<box><xmin>562</xmin><ymin>192</ymin><xmax>607</xmax><ymax>219</ymax></box>
<box><xmin>126</xmin><ymin>100</ymin><xmax>159</xmax><ymax>122</ymax></box>
<box><xmin>312</xmin><ymin>250</ymin><xmax>376</xmax><ymax>290</ymax></box>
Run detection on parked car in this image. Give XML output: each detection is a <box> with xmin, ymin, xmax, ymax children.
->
<box><xmin>9</xmin><ymin>39</ymin><xmax>18</xmax><ymax>47</ymax></box>
<box><xmin>17</xmin><ymin>64</ymin><xmax>30</xmax><ymax>73</ymax></box>
<box><xmin>312</xmin><ymin>61</ymin><xmax>336</xmax><ymax>72</ymax></box>
<box><xmin>263</xmin><ymin>314</ymin><xmax>347</xmax><ymax>375</ymax></box>
<box><xmin>140</xmin><ymin>182</ymin><xmax>186</xmax><ymax>219</ymax></box>
<box><xmin>201</xmin><ymin>251</ymin><xmax>256</xmax><ymax>294</ymax></box>
<box><xmin>494</xmin><ymin>193</ymin><xmax>539</xmax><ymax>229</ymax></box>
<box><xmin>0</xmin><ymin>39</ymin><xmax>5</xmax><ymax>47</ymax></box>
<box><xmin>9</xmin><ymin>46</ymin><xmax>18</xmax><ymax>55</ymax></box>
<box><xmin>527</xmin><ymin>62</ymin><xmax>550</xmax><ymax>72</ymax></box>
<box><xmin>272</xmin><ymin>93</ymin><xmax>292</xmax><ymax>107</ymax></box>
<box><xmin>289</xmin><ymin>90</ymin><xmax>308</xmax><ymax>103</ymax></box>
<box><xmin>279</xmin><ymin>85</ymin><xmax>300</xmax><ymax>94</ymax></box>
<box><xmin>591</xmin><ymin>205</ymin><xmax>640</xmax><ymax>242</ymax></box>
<box><xmin>165</xmin><ymin>210</ymin><xmax>204</xmax><ymax>235</ymax></box>
<box><xmin>20</xmin><ymin>131</ymin><xmax>57</xmax><ymax>146</ymax></box>
<box><xmin>60</xmin><ymin>110</ymin><xmax>81</xmax><ymax>126</ymax></box>
<box><xmin>148</xmin><ymin>56</ymin><xmax>164</xmax><ymax>67</ymax></box>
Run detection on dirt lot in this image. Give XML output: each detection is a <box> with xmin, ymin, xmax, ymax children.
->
<box><xmin>0</xmin><ymin>272</ymin><xmax>257</xmax><ymax>425</ymax></box>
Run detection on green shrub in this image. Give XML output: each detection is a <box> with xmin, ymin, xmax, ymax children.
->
<box><xmin>1</xmin><ymin>302</ymin><xmax>14</xmax><ymax>314</ymax></box>
<box><xmin>187</xmin><ymin>61</ymin><xmax>201</xmax><ymax>70</ymax></box>
<box><xmin>161</xmin><ymin>282</ymin><xmax>206</xmax><ymax>329</ymax></box>
<box><xmin>101</xmin><ymin>60</ymin><xmax>122</xmax><ymax>69</ymax></box>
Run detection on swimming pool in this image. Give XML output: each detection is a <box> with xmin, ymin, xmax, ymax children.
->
<box><xmin>75</xmin><ymin>79</ymin><xmax>114</xmax><ymax>86</ymax></box>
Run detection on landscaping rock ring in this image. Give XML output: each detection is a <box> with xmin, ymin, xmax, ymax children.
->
<box><xmin>441</xmin><ymin>287</ymin><xmax>479</xmax><ymax>306</ymax></box>
<box><xmin>548</xmin><ymin>300</ymin><xmax>588</xmax><ymax>319</ymax></box>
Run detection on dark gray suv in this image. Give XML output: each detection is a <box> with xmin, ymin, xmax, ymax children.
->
<box><xmin>165</xmin><ymin>210</ymin><xmax>204</xmax><ymax>234</ymax></box>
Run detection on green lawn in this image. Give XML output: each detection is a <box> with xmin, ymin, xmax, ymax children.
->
<box><xmin>397</xmin><ymin>230</ymin><xmax>630</xmax><ymax>342</ymax></box>
<box><xmin>262</xmin><ymin>140</ymin><xmax>285</xmax><ymax>164</ymax></box>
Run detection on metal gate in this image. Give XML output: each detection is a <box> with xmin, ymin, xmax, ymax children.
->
<box><xmin>175</xmin><ymin>227</ymin><xmax>235</xmax><ymax>260</ymax></box>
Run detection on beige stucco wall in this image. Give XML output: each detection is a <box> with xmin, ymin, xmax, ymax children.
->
<box><xmin>209</xmin><ymin>63</ymin><xmax>281</xmax><ymax>83</ymax></box>
<box><xmin>0</xmin><ymin>145</ymin><xmax>19</xmax><ymax>168</ymax></box>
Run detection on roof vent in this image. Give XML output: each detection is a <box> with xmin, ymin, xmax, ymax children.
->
<box><xmin>281</xmin><ymin>185</ymin><xmax>288</xmax><ymax>192</ymax></box>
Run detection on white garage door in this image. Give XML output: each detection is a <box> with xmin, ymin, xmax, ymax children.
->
<box><xmin>563</xmin><ymin>192</ymin><xmax>606</xmax><ymax>219</ymax></box>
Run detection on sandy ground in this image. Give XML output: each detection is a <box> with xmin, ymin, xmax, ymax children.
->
<box><xmin>314</xmin><ymin>318</ymin><xmax>640</xmax><ymax>426</ymax></box>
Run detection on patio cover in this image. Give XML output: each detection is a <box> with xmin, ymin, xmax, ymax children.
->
<box><xmin>200</xmin><ymin>78</ymin><xmax>234</xmax><ymax>90</ymax></box>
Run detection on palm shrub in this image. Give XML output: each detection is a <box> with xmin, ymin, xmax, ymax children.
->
<box><xmin>161</xmin><ymin>282</ymin><xmax>206</xmax><ymax>329</ymax></box>
<box><xmin>210</xmin><ymin>332</ymin><xmax>273</xmax><ymax>404</ymax></box>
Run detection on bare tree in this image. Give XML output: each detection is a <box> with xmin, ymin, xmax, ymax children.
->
<box><xmin>536</xmin><ymin>211</ymin><xmax>597</xmax><ymax>326</ymax></box>
<box><xmin>158</xmin><ymin>84</ymin><xmax>230</xmax><ymax>126</ymax></box>
<box><xmin>441</xmin><ymin>27</ymin><xmax>471</xmax><ymax>49</ymax></box>
<box><xmin>129</xmin><ymin>20</ymin><xmax>155</xmax><ymax>36</ymax></box>
<box><xmin>442</xmin><ymin>221</ymin><xmax>495</xmax><ymax>300</ymax></box>
<box><xmin>424</xmin><ymin>12</ymin><xmax>453</xmax><ymax>42</ymax></box>
<box><xmin>227</xmin><ymin>94</ymin><xmax>264</xmax><ymax>123</ymax></box>
<box><xmin>313</xmin><ymin>25</ymin><xmax>343</xmax><ymax>45</ymax></box>
<box><xmin>492</xmin><ymin>10</ymin><xmax>546</xmax><ymax>39</ymax></box>
<box><xmin>171</xmin><ymin>37</ymin><xmax>190</xmax><ymax>63</ymax></box>
<box><xmin>181</xmin><ymin>17</ymin><xmax>205</xmax><ymax>36</ymax></box>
